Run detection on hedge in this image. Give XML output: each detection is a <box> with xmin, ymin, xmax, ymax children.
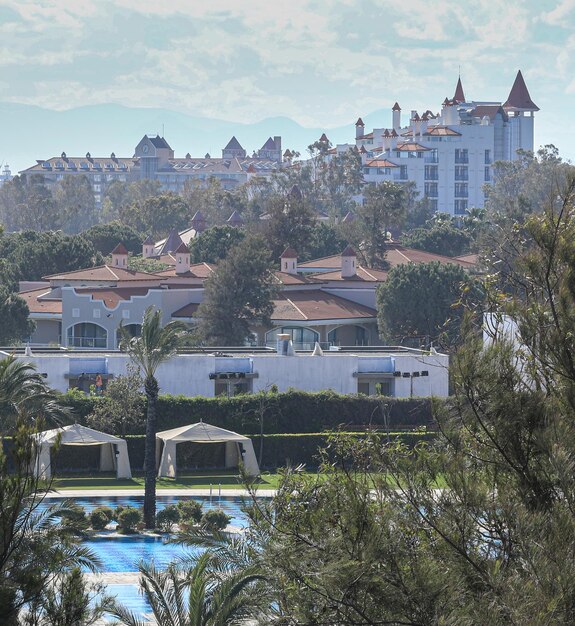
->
<box><xmin>59</xmin><ymin>390</ymin><xmax>439</xmax><ymax>436</ymax></box>
<box><xmin>48</xmin><ymin>432</ymin><xmax>436</xmax><ymax>472</ymax></box>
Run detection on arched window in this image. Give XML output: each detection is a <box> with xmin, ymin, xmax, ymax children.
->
<box><xmin>116</xmin><ymin>324</ymin><xmax>142</xmax><ymax>347</ymax></box>
<box><xmin>67</xmin><ymin>323</ymin><xmax>107</xmax><ymax>349</ymax></box>
<box><xmin>265</xmin><ymin>327</ymin><xmax>319</xmax><ymax>350</ymax></box>
<box><xmin>328</xmin><ymin>325</ymin><xmax>369</xmax><ymax>347</ymax></box>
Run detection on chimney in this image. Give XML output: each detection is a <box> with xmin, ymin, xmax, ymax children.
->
<box><xmin>277</xmin><ymin>333</ymin><xmax>294</xmax><ymax>356</ymax></box>
<box><xmin>174</xmin><ymin>242</ymin><xmax>191</xmax><ymax>274</ymax></box>
<box><xmin>392</xmin><ymin>102</ymin><xmax>401</xmax><ymax>132</ymax></box>
<box><xmin>111</xmin><ymin>243</ymin><xmax>128</xmax><ymax>268</ymax></box>
<box><xmin>355</xmin><ymin>117</ymin><xmax>365</xmax><ymax>140</ymax></box>
<box><xmin>142</xmin><ymin>235</ymin><xmax>156</xmax><ymax>259</ymax></box>
<box><xmin>341</xmin><ymin>245</ymin><xmax>357</xmax><ymax>278</ymax></box>
<box><xmin>280</xmin><ymin>247</ymin><xmax>298</xmax><ymax>275</ymax></box>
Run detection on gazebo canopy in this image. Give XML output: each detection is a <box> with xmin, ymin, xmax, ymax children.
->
<box><xmin>34</xmin><ymin>423</ymin><xmax>132</xmax><ymax>479</ymax></box>
<box><xmin>156</xmin><ymin>421</ymin><xmax>259</xmax><ymax>477</ymax></box>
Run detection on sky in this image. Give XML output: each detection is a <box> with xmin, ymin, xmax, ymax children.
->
<box><xmin>1</xmin><ymin>0</ymin><xmax>574</xmax><ymax>162</ymax></box>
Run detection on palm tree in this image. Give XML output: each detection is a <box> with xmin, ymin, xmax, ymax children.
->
<box><xmin>0</xmin><ymin>355</ymin><xmax>70</xmax><ymax>429</ymax></box>
<box><xmin>109</xmin><ymin>552</ymin><xmax>266</xmax><ymax>626</ymax></box>
<box><xmin>0</xmin><ymin>423</ymin><xmax>100</xmax><ymax>624</ymax></box>
<box><xmin>119</xmin><ymin>306</ymin><xmax>188</xmax><ymax>528</ymax></box>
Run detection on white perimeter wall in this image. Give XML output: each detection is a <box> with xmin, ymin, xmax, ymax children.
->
<box><xmin>18</xmin><ymin>352</ymin><xmax>449</xmax><ymax>398</ymax></box>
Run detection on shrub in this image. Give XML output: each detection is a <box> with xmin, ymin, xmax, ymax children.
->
<box><xmin>117</xmin><ymin>507</ymin><xmax>142</xmax><ymax>533</ymax></box>
<box><xmin>90</xmin><ymin>509</ymin><xmax>111</xmax><ymax>531</ymax></box>
<box><xmin>60</xmin><ymin>504</ymin><xmax>89</xmax><ymax>531</ymax></box>
<box><xmin>201</xmin><ymin>508</ymin><xmax>231</xmax><ymax>531</ymax></box>
<box><xmin>176</xmin><ymin>499</ymin><xmax>203</xmax><ymax>524</ymax></box>
<box><xmin>156</xmin><ymin>505</ymin><xmax>180</xmax><ymax>532</ymax></box>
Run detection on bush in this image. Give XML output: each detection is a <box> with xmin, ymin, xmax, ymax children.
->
<box><xmin>89</xmin><ymin>506</ymin><xmax>115</xmax><ymax>530</ymax></box>
<box><xmin>156</xmin><ymin>505</ymin><xmax>180</xmax><ymax>532</ymax></box>
<box><xmin>60</xmin><ymin>504</ymin><xmax>89</xmax><ymax>531</ymax></box>
<box><xmin>90</xmin><ymin>509</ymin><xmax>111</xmax><ymax>531</ymax></box>
<box><xmin>201</xmin><ymin>508</ymin><xmax>231</xmax><ymax>531</ymax></box>
<box><xmin>176</xmin><ymin>499</ymin><xmax>203</xmax><ymax>525</ymax></box>
<box><xmin>117</xmin><ymin>506</ymin><xmax>142</xmax><ymax>533</ymax></box>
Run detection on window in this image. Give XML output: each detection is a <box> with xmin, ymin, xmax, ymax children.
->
<box><xmin>424</xmin><ymin>182</ymin><xmax>438</xmax><ymax>197</ymax></box>
<box><xmin>93</xmin><ymin>184</ymin><xmax>101</xmax><ymax>192</ymax></box>
<box><xmin>399</xmin><ymin>165</ymin><xmax>408</xmax><ymax>180</ymax></box>
<box><xmin>485</xmin><ymin>149</ymin><xmax>491</xmax><ymax>165</ymax></box>
<box><xmin>428</xmin><ymin>199</ymin><xmax>438</xmax><ymax>211</ymax></box>
<box><xmin>116</xmin><ymin>323</ymin><xmax>141</xmax><ymax>347</ymax></box>
<box><xmin>67</xmin><ymin>323</ymin><xmax>107</xmax><ymax>349</ymax></box>
<box><xmin>454</xmin><ymin>183</ymin><xmax>468</xmax><ymax>197</ymax></box>
<box><xmin>425</xmin><ymin>165</ymin><xmax>438</xmax><ymax>180</ymax></box>
<box><xmin>363</xmin><ymin>167</ymin><xmax>370</xmax><ymax>175</ymax></box>
<box><xmin>93</xmin><ymin>309</ymin><xmax>101</xmax><ymax>319</ymax></box>
<box><xmin>425</xmin><ymin>149</ymin><xmax>438</xmax><ymax>163</ymax></box>
<box><xmin>94</xmin><ymin>175</ymin><xmax>101</xmax><ymax>182</ymax></box>
<box><xmin>72</xmin><ymin>308</ymin><xmax>80</xmax><ymax>318</ymax></box>
<box><xmin>454</xmin><ymin>199</ymin><xmax>468</xmax><ymax>215</ymax></box>
<box><xmin>122</xmin><ymin>310</ymin><xmax>130</xmax><ymax>319</ymax></box>
<box><xmin>377</xmin><ymin>167</ymin><xmax>391</xmax><ymax>175</ymax></box>
<box><xmin>484</xmin><ymin>166</ymin><xmax>491</xmax><ymax>182</ymax></box>
<box><xmin>455</xmin><ymin>149</ymin><xmax>468</xmax><ymax>164</ymax></box>
<box><xmin>265</xmin><ymin>327</ymin><xmax>319</xmax><ymax>350</ymax></box>
<box><xmin>454</xmin><ymin>166</ymin><xmax>468</xmax><ymax>181</ymax></box>
<box><xmin>357</xmin><ymin>379</ymin><xmax>394</xmax><ymax>396</ymax></box>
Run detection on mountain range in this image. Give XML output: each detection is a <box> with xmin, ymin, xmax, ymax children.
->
<box><xmin>0</xmin><ymin>102</ymin><xmax>393</xmax><ymax>175</ymax></box>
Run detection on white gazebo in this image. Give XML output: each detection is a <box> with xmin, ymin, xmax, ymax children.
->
<box><xmin>33</xmin><ymin>424</ymin><xmax>132</xmax><ymax>479</ymax></box>
<box><xmin>156</xmin><ymin>421</ymin><xmax>260</xmax><ymax>478</ymax></box>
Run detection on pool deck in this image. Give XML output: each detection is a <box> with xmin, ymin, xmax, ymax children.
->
<box><xmin>43</xmin><ymin>487</ymin><xmax>277</xmax><ymax>498</ymax></box>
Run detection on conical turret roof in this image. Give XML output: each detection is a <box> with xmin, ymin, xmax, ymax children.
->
<box><xmin>453</xmin><ymin>76</ymin><xmax>465</xmax><ymax>103</ymax></box>
<box><xmin>503</xmin><ymin>70</ymin><xmax>539</xmax><ymax>111</ymax></box>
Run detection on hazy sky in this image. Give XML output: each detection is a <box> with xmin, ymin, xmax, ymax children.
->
<box><xmin>1</xmin><ymin>0</ymin><xmax>574</xmax><ymax>159</ymax></box>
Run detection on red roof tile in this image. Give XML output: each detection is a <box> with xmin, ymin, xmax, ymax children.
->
<box><xmin>280</xmin><ymin>247</ymin><xmax>298</xmax><ymax>258</ymax></box>
<box><xmin>271</xmin><ymin>290</ymin><xmax>376</xmax><ymax>322</ymax></box>
<box><xmin>75</xmin><ymin>287</ymin><xmax>150</xmax><ymax>308</ymax></box>
<box><xmin>111</xmin><ymin>243</ymin><xmax>128</xmax><ymax>255</ymax></box>
<box><xmin>19</xmin><ymin>288</ymin><xmax>62</xmax><ymax>315</ymax></box>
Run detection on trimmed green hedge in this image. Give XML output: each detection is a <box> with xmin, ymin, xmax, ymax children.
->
<box><xmin>52</xmin><ymin>432</ymin><xmax>435</xmax><ymax>472</ymax></box>
<box><xmin>60</xmin><ymin>390</ymin><xmax>438</xmax><ymax>435</ymax></box>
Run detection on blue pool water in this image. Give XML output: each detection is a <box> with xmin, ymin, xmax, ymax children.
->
<box><xmin>45</xmin><ymin>495</ymin><xmax>255</xmax><ymax>621</ymax></box>
<box><xmin>44</xmin><ymin>495</ymin><xmax>251</xmax><ymax>572</ymax></box>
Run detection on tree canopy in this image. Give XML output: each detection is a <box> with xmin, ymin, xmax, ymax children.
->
<box><xmin>196</xmin><ymin>235</ymin><xmax>278</xmax><ymax>345</ymax></box>
<box><xmin>377</xmin><ymin>261</ymin><xmax>471</xmax><ymax>344</ymax></box>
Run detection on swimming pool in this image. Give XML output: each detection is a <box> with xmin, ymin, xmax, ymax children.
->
<box><xmin>46</xmin><ymin>495</ymin><xmax>255</xmax><ymax>621</ymax></box>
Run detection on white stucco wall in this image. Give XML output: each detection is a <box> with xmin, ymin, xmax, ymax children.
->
<box><xmin>16</xmin><ymin>350</ymin><xmax>449</xmax><ymax>398</ymax></box>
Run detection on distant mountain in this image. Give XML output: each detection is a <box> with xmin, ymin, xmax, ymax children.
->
<box><xmin>0</xmin><ymin>102</ymin><xmax>395</xmax><ymax>175</ymax></box>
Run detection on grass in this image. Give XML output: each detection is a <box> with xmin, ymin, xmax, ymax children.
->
<box><xmin>52</xmin><ymin>470</ymin><xmax>283</xmax><ymax>491</ymax></box>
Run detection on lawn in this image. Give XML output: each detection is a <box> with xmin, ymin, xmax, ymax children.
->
<box><xmin>52</xmin><ymin>470</ymin><xmax>282</xmax><ymax>491</ymax></box>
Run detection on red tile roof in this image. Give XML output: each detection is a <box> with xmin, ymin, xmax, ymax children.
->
<box><xmin>43</xmin><ymin>265</ymin><xmax>162</xmax><ymax>282</ymax></box>
<box><xmin>366</xmin><ymin>159</ymin><xmax>399</xmax><ymax>168</ymax></box>
<box><xmin>314</xmin><ymin>267</ymin><xmax>388</xmax><ymax>282</ymax></box>
<box><xmin>395</xmin><ymin>142</ymin><xmax>431</xmax><ymax>152</ymax></box>
<box><xmin>111</xmin><ymin>243</ymin><xmax>128</xmax><ymax>255</ymax></box>
<box><xmin>271</xmin><ymin>291</ymin><xmax>376</xmax><ymax>322</ymax></box>
<box><xmin>19</xmin><ymin>288</ymin><xmax>62</xmax><ymax>315</ymax></box>
<box><xmin>424</xmin><ymin>126</ymin><xmax>461</xmax><ymax>137</ymax></box>
<box><xmin>298</xmin><ymin>244</ymin><xmax>476</xmax><ymax>271</ymax></box>
<box><xmin>75</xmin><ymin>287</ymin><xmax>150</xmax><ymax>308</ymax></box>
<box><xmin>280</xmin><ymin>247</ymin><xmax>298</xmax><ymax>258</ymax></box>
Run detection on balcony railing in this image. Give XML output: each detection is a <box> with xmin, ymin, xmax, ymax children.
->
<box><xmin>67</xmin><ymin>337</ymin><xmax>107</xmax><ymax>349</ymax></box>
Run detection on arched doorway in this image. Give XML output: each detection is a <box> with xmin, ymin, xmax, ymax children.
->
<box><xmin>67</xmin><ymin>323</ymin><xmax>107</xmax><ymax>349</ymax></box>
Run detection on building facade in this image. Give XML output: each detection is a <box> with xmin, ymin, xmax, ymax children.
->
<box><xmin>329</xmin><ymin>71</ymin><xmax>538</xmax><ymax>216</ymax></box>
<box><xmin>12</xmin><ymin>347</ymin><xmax>449</xmax><ymax>399</ymax></box>
<box><xmin>19</xmin><ymin>135</ymin><xmax>285</xmax><ymax>208</ymax></box>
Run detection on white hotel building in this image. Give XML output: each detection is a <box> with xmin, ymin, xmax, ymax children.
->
<box><xmin>332</xmin><ymin>71</ymin><xmax>538</xmax><ymax>216</ymax></box>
